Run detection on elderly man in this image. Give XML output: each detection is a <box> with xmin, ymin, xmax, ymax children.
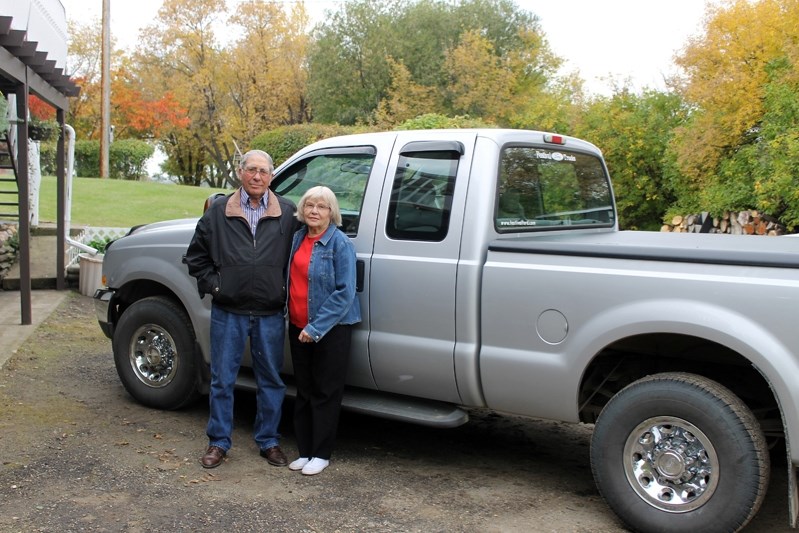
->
<box><xmin>185</xmin><ymin>149</ymin><xmax>296</xmax><ymax>469</ymax></box>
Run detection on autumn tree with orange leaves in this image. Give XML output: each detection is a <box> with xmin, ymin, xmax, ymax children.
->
<box><xmin>28</xmin><ymin>95</ymin><xmax>55</xmax><ymax>120</ymax></box>
<box><xmin>127</xmin><ymin>0</ymin><xmax>310</xmax><ymax>187</ymax></box>
<box><xmin>66</xmin><ymin>19</ymin><xmax>190</xmax><ymax>142</ymax></box>
<box><xmin>111</xmin><ymin>66</ymin><xmax>190</xmax><ymax>139</ymax></box>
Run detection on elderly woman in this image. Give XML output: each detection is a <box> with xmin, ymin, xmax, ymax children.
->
<box><xmin>287</xmin><ymin>186</ymin><xmax>361</xmax><ymax>475</ymax></box>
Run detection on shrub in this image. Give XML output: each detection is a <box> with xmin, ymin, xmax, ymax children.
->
<box><xmin>251</xmin><ymin>124</ymin><xmax>359</xmax><ymax>167</ymax></box>
<box><xmin>250</xmin><ymin>117</ymin><xmax>488</xmax><ymax>170</ymax></box>
<box><xmin>110</xmin><ymin>139</ymin><xmax>154</xmax><ymax>180</ymax></box>
<box><xmin>396</xmin><ymin>113</ymin><xmax>493</xmax><ymax>130</ymax></box>
<box><xmin>72</xmin><ymin>139</ymin><xmax>154</xmax><ymax>179</ymax></box>
<box><xmin>75</xmin><ymin>140</ymin><xmax>100</xmax><ymax>177</ymax></box>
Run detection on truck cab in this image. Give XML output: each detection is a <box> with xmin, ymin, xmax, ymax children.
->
<box><xmin>266</xmin><ymin>130</ymin><xmax>614</xmax><ymax>408</ymax></box>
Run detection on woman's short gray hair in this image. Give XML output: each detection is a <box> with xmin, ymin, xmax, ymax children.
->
<box><xmin>296</xmin><ymin>186</ymin><xmax>342</xmax><ymax>227</ymax></box>
<box><xmin>239</xmin><ymin>150</ymin><xmax>274</xmax><ymax>172</ymax></box>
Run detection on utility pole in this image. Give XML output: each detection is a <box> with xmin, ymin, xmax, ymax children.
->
<box><xmin>100</xmin><ymin>0</ymin><xmax>111</xmax><ymax>178</ymax></box>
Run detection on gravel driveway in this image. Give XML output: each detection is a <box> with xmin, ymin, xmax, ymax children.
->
<box><xmin>0</xmin><ymin>294</ymin><xmax>792</xmax><ymax>532</ymax></box>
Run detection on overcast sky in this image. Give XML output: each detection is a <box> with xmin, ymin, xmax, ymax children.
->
<box><xmin>61</xmin><ymin>0</ymin><xmax>712</xmax><ymax>96</ymax></box>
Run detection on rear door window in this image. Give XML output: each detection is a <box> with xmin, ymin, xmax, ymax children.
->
<box><xmin>386</xmin><ymin>149</ymin><xmax>459</xmax><ymax>242</ymax></box>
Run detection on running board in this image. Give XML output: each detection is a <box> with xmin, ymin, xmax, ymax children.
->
<box><xmin>337</xmin><ymin>387</ymin><xmax>469</xmax><ymax>428</ymax></box>
<box><xmin>238</xmin><ymin>375</ymin><xmax>469</xmax><ymax>428</ymax></box>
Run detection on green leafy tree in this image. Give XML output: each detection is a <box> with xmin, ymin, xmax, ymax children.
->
<box><xmin>396</xmin><ymin>113</ymin><xmax>493</xmax><ymax>130</ymax></box>
<box><xmin>371</xmin><ymin>59</ymin><xmax>441</xmax><ymax>128</ymax></box>
<box><xmin>307</xmin><ymin>0</ymin><xmax>561</xmax><ymax>126</ymax></box>
<box><xmin>159</xmin><ymin>128</ymin><xmax>208</xmax><ymax>186</ymax></box>
<box><xmin>703</xmin><ymin>56</ymin><xmax>799</xmax><ymax>230</ymax></box>
<box><xmin>444</xmin><ymin>30</ymin><xmax>515</xmax><ymax>122</ymax></box>
<box><xmin>386</xmin><ymin>0</ymin><xmax>458</xmax><ymax>87</ymax></box>
<box><xmin>752</xmin><ymin>56</ymin><xmax>799</xmax><ymax>228</ymax></box>
<box><xmin>307</xmin><ymin>0</ymin><xmax>397</xmax><ymax>124</ymax></box>
<box><xmin>508</xmin><ymin>70</ymin><xmax>585</xmax><ymax>133</ymax></box>
<box><xmin>575</xmin><ymin>88</ymin><xmax>687</xmax><ymax>230</ymax></box>
<box><xmin>251</xmin><ymin>123</ymin><xmax>357</xmax><ymax>167</ymax></box>
<box><xmin>109</xmin><ymin>139</ymin><xmax>156</xmax><ymax>180</ymax></box>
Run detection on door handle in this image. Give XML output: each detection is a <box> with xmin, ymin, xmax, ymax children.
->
<box><xmin>356</xmin><ymin>259</ymin><xmax>364</xmax><ymax>292</ymax></box>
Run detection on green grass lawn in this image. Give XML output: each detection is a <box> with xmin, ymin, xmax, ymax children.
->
<box><xmin>29</xmin><ymin>175</ymin><xmax>228</xmax><ymax>228</ymax></box>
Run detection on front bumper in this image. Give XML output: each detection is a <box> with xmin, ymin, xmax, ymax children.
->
<box><xmin>93</xmin><ymin>288</ymin><xmax>115</xmax><ymax>339</ymax></box>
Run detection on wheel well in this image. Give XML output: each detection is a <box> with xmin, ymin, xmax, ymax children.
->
<box><xmin>110</xmin><ymin>280</ymin><xmax>184</xmax><ymax>331</ymax></box>
<box><xmin>578</xmin><ymin>333</ymin><xmax>783</xmax><ymax>440</ymax></box>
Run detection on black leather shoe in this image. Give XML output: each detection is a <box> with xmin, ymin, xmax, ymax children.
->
<box><xmin>260</xmin><ymin>445</ymin><xmax>288</xmax><ymax>466</ymax></box>
<box><xmin>200</xmin><ymin>445</ymin><xmax>226</xmax><ymax>468</ymax></box>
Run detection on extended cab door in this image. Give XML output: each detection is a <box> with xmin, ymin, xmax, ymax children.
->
<box><xmin>367</xmin><ymin>132</ymin><xmax>475</xmax><ymax>403</ymax></box>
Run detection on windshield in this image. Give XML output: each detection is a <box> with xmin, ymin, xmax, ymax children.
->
<box><xmin>496</xmin><ymin>146</ymin><xmax>615</xmax><ymax>232</ymax></box>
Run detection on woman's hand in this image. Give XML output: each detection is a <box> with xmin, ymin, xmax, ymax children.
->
<box><xmin>298</xmin><ymin>329</ymin><xmax>315</xmax><ymax>343</ymax></box>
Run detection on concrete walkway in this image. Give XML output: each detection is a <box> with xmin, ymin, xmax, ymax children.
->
<box><xmin>1</xmin><ymin>226</ymin><xmax>78</xmax><ymax>368</ymax></box>
<box><xmin>0</xmin><ymin>289</ymin><xmax>68</xmax><ymax>369</ymax></box>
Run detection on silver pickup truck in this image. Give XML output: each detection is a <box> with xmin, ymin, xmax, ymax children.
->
<box><xmin>94</xmin><ymin>129</ymin><xmax>799</xmax><ymax>532</ymax></box>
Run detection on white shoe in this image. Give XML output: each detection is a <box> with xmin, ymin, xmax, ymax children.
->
<box><xmin>289</xmin><ymin>457</ymin><xmax>310</xmax><ymax>471</ymax></box>
<box><xmin>301</xmin><ymin>457</ymin><xmax>329</xmax><ymax>475</ymax></box>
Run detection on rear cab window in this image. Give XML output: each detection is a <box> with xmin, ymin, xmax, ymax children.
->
<box><xmin>496</xmin><ymin>145</ymin><xmax>615</xmax><ymax>232</ymax></box>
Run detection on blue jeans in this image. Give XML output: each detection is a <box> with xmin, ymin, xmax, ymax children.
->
<box><xmin>207</xmin><ymin>306</ymin><xmax>286</xmax><ymax>451</ymax></box>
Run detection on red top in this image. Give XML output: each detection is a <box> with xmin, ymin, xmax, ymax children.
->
<box><xmin>288</xmin><ymin>234</ymin><xmax>321</xmax><ymax>328</ymax></box>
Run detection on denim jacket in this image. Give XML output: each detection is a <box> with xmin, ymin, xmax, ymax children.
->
<box><xmin>287</xmin><ymin>224</ymin><xmax>361</xmax><ymax>341</ymax></box>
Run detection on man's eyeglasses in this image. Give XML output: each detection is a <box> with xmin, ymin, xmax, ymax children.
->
<box><xmin>242</xmin><ymin>166</ymin><xmax>271</xmax><ymax>177</ymax></box>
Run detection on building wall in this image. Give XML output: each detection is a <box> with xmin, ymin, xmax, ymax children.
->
<box><xmin>0</xmin><ymin>0</ymin><xmax>68</xmax><ymax>70</ymax></box>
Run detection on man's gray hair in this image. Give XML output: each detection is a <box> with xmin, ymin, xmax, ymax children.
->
<box><xmin>239</xmin><ymin>149</ymin><xmax>274</xmax><ymax>172</ymax></box>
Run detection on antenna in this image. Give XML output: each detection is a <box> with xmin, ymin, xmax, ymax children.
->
<box><xmin>232</xmin><ymin>139</ymin><xmax>243</xmax><ymax>170</ymax></box>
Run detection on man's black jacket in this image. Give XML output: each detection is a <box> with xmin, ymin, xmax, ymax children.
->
<box><xmin>184</xmin><ymin>188</ymin><xmax>297</xmax><ymax>315</ymax></box>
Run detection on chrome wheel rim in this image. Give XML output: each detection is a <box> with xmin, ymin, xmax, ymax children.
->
<box><xmin>623</xmin><ymin>416</ymin><xmax>718</xmax><ymax>512</ymax></box>
<box><xmin>128</xmin><ymin>324</ymin><xmax>178</xmax><ymax>388</ymax></box>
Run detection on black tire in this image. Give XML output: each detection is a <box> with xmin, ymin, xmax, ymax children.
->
<box><xmin>112</xmin><ymin>296</ymin><xmax>201</xmax><ymax>410</ymax></box>
<box><xmin>590</xmin><ymin>372</ymin><xmax>769</xmax><ymax>533</ymax></box>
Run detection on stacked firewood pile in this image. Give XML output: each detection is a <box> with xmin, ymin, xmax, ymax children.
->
<box><xmin>660</xmin><ymin>210</ymin><xmax>788</xmax><ymax>236</ymax></box>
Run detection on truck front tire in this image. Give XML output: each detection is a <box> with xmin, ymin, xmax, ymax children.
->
<box><xmin>591</xmin><ymin>372</ymin><xmax>769</xmax><ymax>533</ymax></box>
<box><xmin>112</xmin><ymin>296</ymin><xmax>201</xmax><ymax>410</ymax></box>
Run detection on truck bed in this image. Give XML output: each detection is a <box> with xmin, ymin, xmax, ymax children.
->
<box><xmin>490</xmin><ymin>230</ymin><xmax>799</xmax><ymax>269</ymax></box>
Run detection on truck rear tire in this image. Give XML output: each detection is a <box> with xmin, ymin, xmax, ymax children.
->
<box><xmin>590</xmin><ymin>372</ymin><xmax>769</xmax><ymax>533</ymax></box>
<box><xmin>112</xmin><ymin>296</ymin><xmax>201</xmax><ymax>410</ymax></box>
